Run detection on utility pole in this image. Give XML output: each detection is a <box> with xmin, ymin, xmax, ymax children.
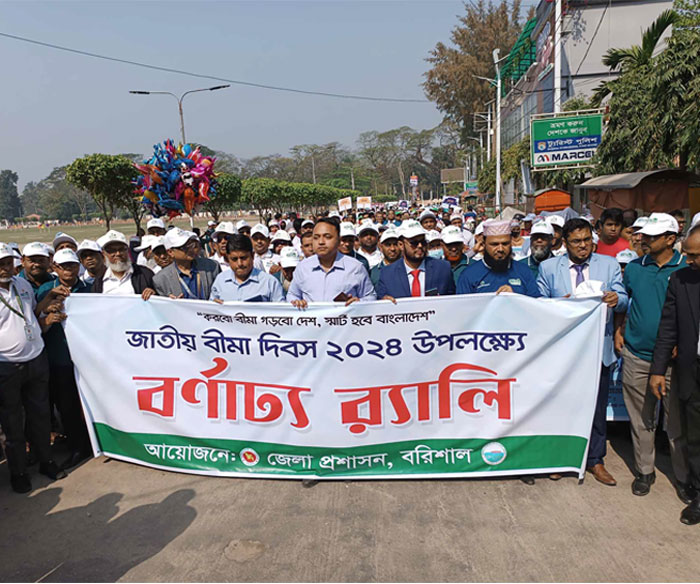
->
<box><xmin>487</xmin><ymin>104</ymin><xmax>492</xmax><ymax>162</ymax></box>
<box><xmin>350</xmin><ymin>167</ymin><xmax>355</xmax><ymax>190</ymax></box>
<box><xmin>493</xmin><ymin>48</ymin><xmax>502</xmax><ymax>211</ymax></box>
<box><xmin>554</xmin><ymin>0</ymin><xmax>562</xmax><ymax>113</ymax></box>
<box><xmin>311</xmin><ymin>156</ymin><xmax>317</xmax><ymax>184</ymax></box>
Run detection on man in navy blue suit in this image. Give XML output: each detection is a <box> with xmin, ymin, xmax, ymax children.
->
<box><xmin>376</xmin><ymin>220</ymin><xmax>455</xmax><ymax>300</ymax></box>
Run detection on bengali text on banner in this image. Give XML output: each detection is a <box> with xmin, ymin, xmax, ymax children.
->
<box><xmin>64</xmin><ymin>294</ymin><xmax>606</xmax><ymax>480</ymax></box>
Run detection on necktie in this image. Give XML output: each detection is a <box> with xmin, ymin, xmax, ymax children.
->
<box><xmin>573</xmin><ymin>264</ymin><xmax>585</xmax><ymax>288</ymax></box>
<box><xmin>411</xmin><ymin>269</ymin><xmax>421</xmax><ymax>297</ymax></box>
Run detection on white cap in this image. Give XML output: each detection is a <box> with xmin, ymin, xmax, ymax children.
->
<box><xmin>419</xmin><ymin>209</ymin><xmax>436</xmax><ymax>222</ymax></box>
<box><xmin>164</xmin><ymin>228</ymin><xmax>197</xmax><ymax>250</ymax></box>
<box><xmin>301</xmin><ymin>219</ymin><xmax>315</xmax><ymax>228</ymax></box>
<box><xmin>638</xmin><ymin>213</ymin><xmax>679</xmax><ymax>236</ymax></box>
<box><xmin>328</xmin><ymin>211</ymin><xmax>341</xmax><ymax>219</ymax></box>
<box><xmin>236</xmin><ymin>219</ymin><xmax>250</xmax><ymax>231</ymax></box>
<box><xmin>22</xmin><ymin>242</ymin><xmax>51</xmax><ymax>257</ymax></box>
<box><xmin>53</xmin><ymin>249</ymin><xmax>80</xmax><ymax>265</ymax></box>
<box><xmin>400</xmin><ymin>219</ymin><xmax>426</xmax><ymax>239</ymax></box>
<box><xmin>0</xmin><ymin>243</ymin><xmax>15</xmax><ymax>260</ymax></box>
<box><xmin>134</xmin><ymin>234</ymin><xmax>159</xmax><ymax>252</ymax></box>
<box><xmin>251</xmin><ymin>224</ymin><xmax>270</xmax><ymax>238</ymax></box>
<box><xmin>77</xmin><ymin>239</ymin><xmax>101</xmax><ymax>256</ymax></box>
<box><xmin>690</xmin><ymin>212</ymin><xmax>700</xmax><ymax>230</ymax></box>
<box><xmin>280</xmin><ymin>246</ymin><xmax>301</xmax><ymax>268</ymax></box>
<box><xmin>475</xmin><ymin>222</ymin><xmax>485</xmax><ymax>236</ymax></box>
<box><xmin>207</xmin><ymin>220</ymin><xmax>216</xmax><ymax>227</ymax></box>
<box><xmin>523</xmin><ymin>213</ymin><xmax>537</xmax><ymax>222</ymax></box>
<box><xmin>425</xmin><ymin>229</ymin><xmax>441</xmax><ymax>243</ymax></box>
<box><xmin>340</xmin><ymin>222</ymin><xmax>357</xmax><ymax>238</ymax></box>
<box><xmin>616</xmin><ymin>249</ymin><xmax>638</xmax><ymax>264</ymax></box>
<box><xmin>146</xmin><ymin>218</ymin><xmax>166</xmax><ymax>230</ymax></box>
<box><xmin>545</xmin><ymin>215</ymin><xmax>565</xmax><ymax>229</ymax></box>
<box><xmin>530</xmin><ymin>221</ymin><xmax>554</xmax><ymax>237</ymax></box>
<box><xmin>151</xmin><ymin>236</ymin><xmax>166</xmax><ymax>250</ymax></box>
<box><xmin>271</xmin><ymin>229</ymin><xmax>291</xmax><ymax>243</ymax></box>
<box><xmin>52</xmin><ymin>232</ymin><xmax>78</xmax><ymax>249</ymax></box>
<box><xmin>632</xmin><ymin>216</ymin><xmax>649</xmax><ymax>230</ymax></box>
<box><xmin>96</xmin><ymin>230</ymin><xmax>128</xmax><ymax>248</ymax></box>
<box><xmin>357</xmin><ymin>219</ymin><xmax>378</xmax><ymax>235</ymax></box>
<box><xmin>214</xmin><ymin>221</ymin><xmax>237</xmax><ymax>238</ymax></box>
<box><xmin>441</xmin><ymin>225</ymin><xmax>464</xmax><ymax>245</ymax></box>
<box><xmin>449</xmin><ymin>212</ymin><xmax>463</xmax><ymax>223</ymax></box>
<box><xmin>380</xmin><ymin>229</ymin><xmax>399</xmax><ymax>244</ymax></box>
<box><xmin>269</xmin><ymin>219</ymin><xmax>279</xmax><ymax>227</ymax></box>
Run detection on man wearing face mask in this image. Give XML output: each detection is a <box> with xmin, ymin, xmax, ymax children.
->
<box><xmin>426</xmin><ymin>230</ymin><xmax>443</xmax><ymax>259</ymax></box>
<box><xmin>441</xmin><ymin>226</ymin><xmax>470</xmax><ymax>285</ymax></box>
<box><xmin>370</xmin><ymin>228</ymin><xmax>402</xmax><ymax>288</ymax></box>
<box><xmin>457</xmin><ymin>220</ymin><xmax>539</xmax><ymax>297</ymax></box>
<box><xmin>519</xmin><ymin>221</ymin><xmax>554</xmax><ymax>278</ymax></box>
<box><xmin>376</xmin><ymin>220</ymin><xmax>455</xmax><ymax>300</ymax></box>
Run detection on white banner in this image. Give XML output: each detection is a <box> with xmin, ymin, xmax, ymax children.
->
<box><xmin>64</xmin><ymin>294</ymin><xmax>606</xmax><ymax>479</ymax></box>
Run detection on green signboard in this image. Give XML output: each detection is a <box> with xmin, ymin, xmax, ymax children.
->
<box><xmin>531</xmin><ymin>113</ymin><xmax>603</xmax><ymax>169</ymax></box>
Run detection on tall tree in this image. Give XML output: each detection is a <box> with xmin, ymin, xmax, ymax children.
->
<box><xmin>423</xmin><ymin>0</ymin><xmax>528</xmax><ymax>137</ymax></box>
<box><xmin>204</xmin><ymin>173</ymin><xmax>242</xmax><ymax>223</ymax></box>
<box><xmin>66</xmin><ymin>154</ymin><xmax>137</xmax><ymax>230</ymax></box>
<box><xmin>0</xmin><ymin>170</ymin><xmax>22</xmax><ymax>222</ymax></box>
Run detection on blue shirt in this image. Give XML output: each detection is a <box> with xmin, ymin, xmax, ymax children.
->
<box><xmin>36</xmin><ymin>278</ymin><xmax>90</xmax><ymax>366</ymax></box>
<box><xmin>623</xmin><ymin>250</ymin><xmax>686</xmax><ymax>362</ymax></box>
<box><xmin>209</xmin><ymin>268</ymin><xmax>285</xmax><ymax>302</ymax></box>
<box><xmin>176</xmin><ymin>264</ymin><xmax>202</xmax><ymax>299</ymax></box>
<box><xmin>19</xmin><ymin>270</ymin><xmax>56</xmax><ymax>296</ymax></box>
<box><xmin>457</xmin><ymin>258</ymin><xmax>540</xmax><ymax>297</ymax></box>
<box><xmin>287</xmin><ymin>252</ymin><xmax>377</xmax><ymax>302</ymax></box>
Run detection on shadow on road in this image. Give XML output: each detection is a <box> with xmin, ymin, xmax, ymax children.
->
<box><xmin>607</xmin><ymin>420</ymin><xmax>675</xmax><ymax>483</ymax></box>
<box><xmin>0</xmin><ymin>486</ymin><xmax>196</xmax><ymax>582</ymax></box>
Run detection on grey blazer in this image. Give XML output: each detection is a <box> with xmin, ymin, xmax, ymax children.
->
<box><xmin>153</xmin><ymin>257</ymin><xmax>222</xmax><ymax>299</ymax></box>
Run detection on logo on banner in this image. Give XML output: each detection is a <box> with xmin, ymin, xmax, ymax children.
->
<box><xmin>481</xmin><ymin>442</ymin><xmax>507</xmax><ymax>465</ymax></box>
<box><xmin>240</xmin><ymin>448</ymin><xmax>260</xmax><ymax>466</ymax></box>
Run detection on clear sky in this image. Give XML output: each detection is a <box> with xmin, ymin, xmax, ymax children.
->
<box><xmin>0</xmin><ymin>0</ymin><xmax>478</xmax><ymax>190</ymax></box>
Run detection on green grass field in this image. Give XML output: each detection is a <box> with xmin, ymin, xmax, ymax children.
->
<box><xmin>1</xmin><ymin>214</ymin><xmax>261</xmax><ymax>247</ymax></box>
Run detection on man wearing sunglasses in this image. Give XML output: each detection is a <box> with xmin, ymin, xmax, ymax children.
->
<box><xmin>153</xmin><ymin>228</ymin><xmax>221</xmax><ymax>300</ymax></box>
<box><xmin>376</xmin><ymin>220</ymin><xmax>455</xmax><ymax>300</ymax></box>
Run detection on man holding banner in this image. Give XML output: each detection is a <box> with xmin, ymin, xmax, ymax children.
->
<box><xmin>537</xmin><ymin>218</ymin><xmax>628</xmax><ymax>486</ymax></box>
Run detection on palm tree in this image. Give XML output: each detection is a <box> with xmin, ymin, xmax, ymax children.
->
<box><xmin>591</xmin><ymin>9</ymin><xmax>679</xmax><ymax>105</ymax></box>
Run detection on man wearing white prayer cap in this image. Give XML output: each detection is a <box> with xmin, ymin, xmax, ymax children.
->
<box><xmin>456</xmin><ymin>219</ymin><xmax>539</xmax><ymax>297</ymax></box>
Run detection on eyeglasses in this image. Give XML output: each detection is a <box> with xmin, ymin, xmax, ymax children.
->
<box><xmin>404</xmin><ymin>238</ymin><xmax>427</xmax><ymax>248</ymax></box>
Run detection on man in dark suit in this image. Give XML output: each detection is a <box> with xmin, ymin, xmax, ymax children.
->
<box><xmin>376</xmin><ymin>220</ymin><xmax>455</xmax><ymax>299</ymax></box>
<box><xmin>153</xmin><ymin>228</ymin><xmax>221</xmax><ymax>299</ymax></box>
<box><xmin>650</xmin><ymin>225</ymin><xmax>700</xmax><ymax>525</ymax></box>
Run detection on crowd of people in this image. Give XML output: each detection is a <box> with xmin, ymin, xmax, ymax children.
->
<box><xmin>1</xmin><ymin>202</ymin><xmax>700</xmax><ymax>526</ymax></box>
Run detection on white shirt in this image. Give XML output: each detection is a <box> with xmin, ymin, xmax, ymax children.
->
<box><xmin>137</xmin><ymin>251</ymin><xmax>158</xmax><ymax>271</ymax></box>
<box><xmin>552</xmin><ymin>245</ymin><xmax>568</xmax><ymax>257</ymax></box>
<box><xmin>0</xmin><ymin>276</ymin><xmax>44</xmax><ymax>362</ymax></box>
<box><xmin>254</xmin><ymin>250</ymin><xmax>281</xmax><ymax>274</ymax></box>
<box><xmin>102</xmin><ymin>266</ymin><xmax>136</xmax><ymax>295</ymax></box>
<box><xmin>211</xmin><ymin>253</ymin><xmax>229</xmax><ymax>271</ymax></box>
<box><xmin>404</xmin><ymin>260</ymin><xmax>426</xmax><ymax>296</ymax></box>
<box><xmin>357</xmin><ymin>248</ymin><xmax>383</xmax><ymax>269</ymax></box>
<box><xmin>568</xmin><ymin>258</ymin><xmax>590</xmax><ymax>294</ymax></box>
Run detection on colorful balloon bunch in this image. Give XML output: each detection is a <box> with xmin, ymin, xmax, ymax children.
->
<box><xmin>133</xmin><ymin>139</ymin><xmax>217</xmax><ymax>218</ymax></box>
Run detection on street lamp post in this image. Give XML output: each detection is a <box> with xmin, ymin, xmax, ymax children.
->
<box><xmin>129</xmin><ymin>85</ymin><xmax>230</xmax><ymax>145</ymax></box>
<box><xmin>129</xmin><ymin>85</ymin><xmax>230</xmax><ymax>227</ymax></box>
<box><xmin>493</xmin><ymin>49</ymin><xmax>502</xmax><ymax>212</ymax></box>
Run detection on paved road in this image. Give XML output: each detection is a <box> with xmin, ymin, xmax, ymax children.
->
<box><xmin>1</xmin><ymin>426</ymin><xmax>698</xmax><ymax>582</ymax></box>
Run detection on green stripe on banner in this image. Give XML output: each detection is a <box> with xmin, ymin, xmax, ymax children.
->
<box><xmin>94</xmin><ymin>423</ymin><xmax>587</xmax><ymax>477</ymax></box>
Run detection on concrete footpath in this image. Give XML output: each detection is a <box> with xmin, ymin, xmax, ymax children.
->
<box><xmin>1</xmin><ymin>426</ymin><xmax>698</xmax><ymax>583</ymax></box>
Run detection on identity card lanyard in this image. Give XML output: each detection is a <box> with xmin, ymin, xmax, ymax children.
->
<box><xmin>0</xmin><ymin>283</ymin><xmax>35</xmax><ymax>341</ymax></box>
<box><xmin>176</xmin><ymin>271</ymin><xmax>203</xmax><ymax>299</ymax></box>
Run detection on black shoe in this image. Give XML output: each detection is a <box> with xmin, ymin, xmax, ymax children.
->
<box><xmin>63</xmin><ymin>449</ymin><xmax>91</xmax><ymax>470</ymax></box>
<box><xmin>676</xmin><ymin>482</ymin><xmax>699</xmax><ymax>506</ymax></box>
<box><xmin>10</xmin><ymin>473</ymin><xmax>32</xmax><ymax>494</ymax></box>
<box><xmin>520</xmin><ymin>475</ymin><xmax>535</xmax><ymax>485</ymax></box>
<box><xmin>631</xmin><ymin>472</ymin><xmax>656</xmax><ymax>496</ymax></box>
<box><xmin>680</xmin><ymin>498</ymin><xmax>700</xmax><ymax>526</ymax></box>
<box><xmin>39</xmin><ymin>460</ymin><xmax>67</xmax><ymax>480</ymax></box>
